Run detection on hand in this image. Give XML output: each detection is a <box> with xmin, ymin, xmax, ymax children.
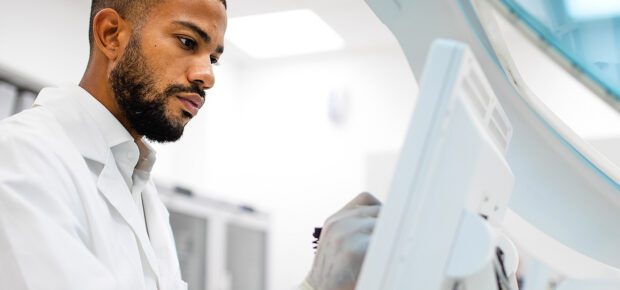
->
<box><xmin>305</xmin><ymin>192</ymin><xmax>382</xmax><ymax>290</ymax></box>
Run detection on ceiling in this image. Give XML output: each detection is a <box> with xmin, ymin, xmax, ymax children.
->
<box><xmin>0</xmin><ymin>0</ymin><xmax>400</xmax><ymax>87</ymax></box>
<box><xmin>222</xmin><ymin>0</ymin><xmax>401</xmax><ymax>63</ymax></box>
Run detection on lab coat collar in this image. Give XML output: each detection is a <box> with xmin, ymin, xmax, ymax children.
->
<box><xmin>74</xmin><ymin>85</ymin><xmax>134</xmax><ymax>149</ymax></box>
<box><xmin>142</xmin><ymin>180</ymin><xmax>183</xmax><ymax>289</ymax></box>
<box><xmin>34</xmin><ymin>86</ymin><xmax>110</xmax><ymax>165</ymax></box>
<box><xmin>135</xmin><ymin>138</ymin><xmax>157</xmax><ymax>173</ymax></box>
<box><xmin>97</xmin><ymin>154</ymin><xmax>161</xmax><ymax>279</ymax></box>
<box><xmin>34</xmin><ymin>85</ymin><xmax>162</xmax><ymax>279</ymax></box>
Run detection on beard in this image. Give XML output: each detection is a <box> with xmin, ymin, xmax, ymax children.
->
<box><xmin>109</xmin><ymin>33</ymin><xmax>205</xmax><ymax>143</ymax></box>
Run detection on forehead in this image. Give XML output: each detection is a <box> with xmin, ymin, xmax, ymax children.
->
<box><xmin>143</xmin><ymin>0</ymin><xmax>227</xmax><ymax>39</ymax></box>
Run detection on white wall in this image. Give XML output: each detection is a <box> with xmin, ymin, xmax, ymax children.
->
<box><xmin>0</xmin><ymin>0</ymin><xmax>90</xmax><ymax>86</ymax></box>
<box><xmin>152</xmin><ymin>47</ymin><xmax>418</xmax><ymax>290</ymax></box>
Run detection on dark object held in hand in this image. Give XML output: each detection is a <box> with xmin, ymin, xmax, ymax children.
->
<box><xmin>313</xmin><ymin>227</ymin><xmax>322</xmax><ymax>250</ymax></box>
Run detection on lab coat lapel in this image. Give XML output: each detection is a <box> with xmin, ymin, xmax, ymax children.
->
<box><xmin>142</xmin><ymin>180</ymin><xmax>183</xmax><ymax>288</ymax></box>
<box><xmin>96</xmin><ymin>153</ymin><xmax>161</xmax><ymax>277</ymax></box>
<box><xmin>36</xmin><ymin>86</ymin><xmax>164</xmax><ymax>282</ymax></box>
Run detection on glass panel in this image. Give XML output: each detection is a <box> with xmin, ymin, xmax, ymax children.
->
<box><xmin>226</xmin><ymin>224</ymin><xmax>267</xmax><ymax>290</ymax></box>
<box><xmin>169</xmin><ymin>211</ymin><xmax>208</xmax><ymax>290</ymax></box>
<box><xmin>480</xmin><ymin>1</ymin><xmax>620</xmax><ymax>168</ymax></box>
<box><xmin>500</xmin><ymin>0</ymin><xmax>620</xmax><ymax>105</ymax></box>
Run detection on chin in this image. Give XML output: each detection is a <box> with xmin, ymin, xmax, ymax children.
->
<box><xmin>171</xmin><ymin>114</ymin><xmax>191</xmax><ymax>129</ymax></box>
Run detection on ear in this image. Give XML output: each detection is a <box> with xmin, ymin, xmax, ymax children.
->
<box><xmin>92</xmin><ymin>8</ymin><xmax>131</xmax><ymax>61</ymax></box>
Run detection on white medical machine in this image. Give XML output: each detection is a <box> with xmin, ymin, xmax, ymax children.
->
<box><xmin>357</xmin><ymin>39</ymin><xmax>518</xmax><ymax>290</ymax></box>
<box><xmin>357</xmin><ymin>0</ymin><xmax>620</xmax><ymax>289</ymax></box>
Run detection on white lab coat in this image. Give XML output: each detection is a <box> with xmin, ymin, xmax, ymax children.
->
<box><xmin>0</xmin><ymin>87</ymin><xmax>187</xmax><ymax>290</ymax></box>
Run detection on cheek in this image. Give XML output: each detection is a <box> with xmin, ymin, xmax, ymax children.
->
<box><xmin>140</xmin><ymin>50</ymin><xmax>178</xmax><ymax>95</ymax></box>
<box><xmin>146</xmin><ymin>44</ymin><xmax>187</xmax><ymax>85</ymax></box>
<box><xmin>150</xmin><ymin>72</ymin><xmax>188</xmax><ymax>102</ymax></box>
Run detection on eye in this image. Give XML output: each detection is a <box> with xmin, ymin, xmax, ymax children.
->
<box><xmin>178</xmin><ymin>36</ymin><xmax>197</xmax><ymax>50</ymax></box>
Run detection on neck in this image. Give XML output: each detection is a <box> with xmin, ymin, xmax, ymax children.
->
<box><xmin>79</xmin><ymin>66</ymin><xmax>142</xmax><ymax>140</ymax></box>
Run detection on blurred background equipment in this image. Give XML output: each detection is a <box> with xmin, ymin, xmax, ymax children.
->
<box><xmin>158</xmin><ymin>183</ymin><xmax>270</xmax><ymax>290</ymax></box>
<box><xmin>14</xmin><ymin>90</ymin><xmax>37</xmax><ymax>113</ymax></box>
<box><xmin>0</xmin><ymin>64</ymin><xmax>41</xmax><ymax>119</ymax></box>
<box><xmin>0</xmin><ymin>81</ymin><xmax>18</xmax><ymax>119</ymax></box>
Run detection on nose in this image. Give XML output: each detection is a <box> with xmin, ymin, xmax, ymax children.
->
<box><xmin>187</xmin><ymin>62</ymin><xmax>215</xmax><ymax>90</ymax></box>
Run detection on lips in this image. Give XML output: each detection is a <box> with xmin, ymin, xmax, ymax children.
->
<box><xmin>176</xmin><ymin>94</ymin><xmax>205</xmax><ymax>117</ymax></box>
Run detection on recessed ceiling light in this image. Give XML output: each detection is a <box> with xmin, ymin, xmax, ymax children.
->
<box><xmin>226</xmin><ymin>9</ymin><xmax>345</xmax><ymax>59</ymax></box>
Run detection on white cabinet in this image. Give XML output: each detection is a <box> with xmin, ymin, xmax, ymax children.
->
<box><xmin>0</xmin><ymin>81</ymin><xmax>18</xmax><ymax>119</ymax></box>
<box><xmin>0</xmin><ymin>63</ymin><xmax>44</xmax><ymax>119</ymax></box>
<box><xmin>14</xmin><ymin>90</ymin><xmax>37</xmax><ymax>113</ymax></box>
<box><xmin>158</xmin><ymin>184</ymin><xmax>270</xmax><ymax>290</ymax></box>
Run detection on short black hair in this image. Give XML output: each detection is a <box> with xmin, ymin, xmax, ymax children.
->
<box><xmin>88</xmin><ymin>0</ymin><xmax>227</xmax><ymax>51</ymax></box>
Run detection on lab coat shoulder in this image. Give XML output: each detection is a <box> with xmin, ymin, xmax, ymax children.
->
<box><xmin>0</xmin><ymin>106</ymin><xmax>90</xmax><ymax>217</ymax></box>
<box><xmin>0</xmin><ymin>107</ymin><xmax>118</xmax><ymax>290</ymax></box>
<box><xmin>0</xmin><ymin>106</ymin><xmax>90</xmax><ymax>228</ymax></box>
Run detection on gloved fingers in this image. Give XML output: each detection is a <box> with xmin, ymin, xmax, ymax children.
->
<box><xmin>331</xmin><ymin>223</ymin><xmax>373</xmax><ymax>276</ymax></box>
<box><xmin>338</xmin><ymin>217</ymin><xmax>377</xmax><ymax>237</ymax></box>
<box><xmin>320</xmin><ymin>217</ymin><xmax>376</xmax><ymax>249</ymax></box>
<box><xmin>355</xmin><ymin>216</ymin><xmax>377</xmax><ymax>235</ymax></box>
<box><xmin>325</xmin><ymin>205</ymin><xmax>381</xmax><ymax>228</ymax></box>
<box><xmin>305</xmin><ymin>194</ymin><xmax>381</xmax><ymax>290</ymax></box>
<box><xmin>325</xmin><ymin>192</ymin><xmax>381</xmax><ymax>225</ymax></box>
<box><xmin>349</xmin><ymin>232</ymin><xmax>371</xmax><ymax>262</ymax></box>
<box><xmin>340</xmin><ymin>192</ymin><xmax>381</xmax><ymax>211</ymax></box>
<box><xmin>348</xmin><ymin>204</ymin><xmax>381</xmax><ymax>218</ymax></box>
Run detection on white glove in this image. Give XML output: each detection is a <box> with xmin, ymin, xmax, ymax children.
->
<box><xmin>303</xmin><ymin>192</ymin><xmax>382</xmax><ymax>290</ymax></box>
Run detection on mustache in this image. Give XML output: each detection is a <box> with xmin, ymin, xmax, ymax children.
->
<box><xmin>163</xmin><ymin>83</ymin><xmax>205</xmax><ymax>99</ymax></box>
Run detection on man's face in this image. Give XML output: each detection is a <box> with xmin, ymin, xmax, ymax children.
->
<box><xmin>110</xmin><ymin>0</ymin><xmax>227</xmax><ymax>142</ymax></box>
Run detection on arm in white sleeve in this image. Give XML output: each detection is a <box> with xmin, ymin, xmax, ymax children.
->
<box><xmin>0</xmin><ymin>132</ymin><xmax>117</xmax><ymax>290</ymax></box>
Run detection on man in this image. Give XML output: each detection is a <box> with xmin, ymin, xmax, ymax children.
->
<box><xmin>0</xmin><ymin>0</ymin><xmax>381</xmax><ymax>290</ymax></box>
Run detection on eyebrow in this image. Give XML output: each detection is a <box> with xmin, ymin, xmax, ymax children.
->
<box><xmin>173</xmin><ymin>20</ymin><xmax>225</xmax><ymax>54</ymax></box>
